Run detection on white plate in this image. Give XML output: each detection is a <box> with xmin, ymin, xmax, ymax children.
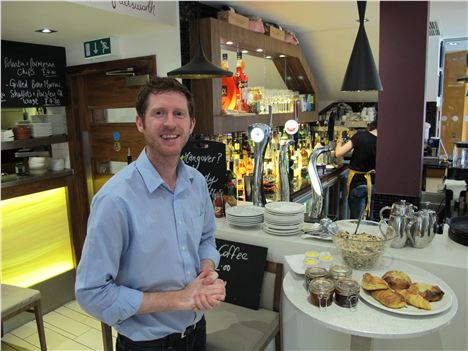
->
<box><xmin>227</xmin><ymin>221</ymin><xmax>262</xmax><ymax>228</ymax></box>
<box><xmin>359</xmin><ymin>271</ymin><xmax>453</xmax><ymax>316</ymax></box>
<box><xmin>265</xmin><ymin>201</ymin><xmax>305</xmax><ymax>215</ymax></box>
<box><xmin>263</xmin><ymin>226</ymin><xmax>301</xmax><ymax>236</ymax></box>
<box><xmin>225</xmin><ymin>205</ymin><xmax>265</xmax><ymax>217</ymax></box>
<box><xmin>264</xmin><ymin>222</ymin><xmax>303</xmax><ymax>230</ymax></box>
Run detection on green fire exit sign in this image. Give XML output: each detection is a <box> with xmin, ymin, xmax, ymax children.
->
<box><xmin>84</xmin><ymin>38</ymin><xmax>111</xmax><ymax>58</ymax></box>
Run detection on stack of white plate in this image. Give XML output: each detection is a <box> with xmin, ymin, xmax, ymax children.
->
<box><xmin>30</xmin><ymin>122</ymin><xmax>52</xmax><ymax>137</ymax></box>
<box><xmin>226</xmin><ymin>205</ymin><xmax>264</xmax><ymax>227</ymax></box>
<box><xmin>263</xmin><ymin>202</ymin><xmax>305</xmax><ymax>236</ymax></box>
<box><xmin>28</xmin><ymin>157</ymin><xmax>48</xmax><ymax>175</ymax></box>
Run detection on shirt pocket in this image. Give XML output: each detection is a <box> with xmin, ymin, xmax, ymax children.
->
<box><xmin>189</xmin><ymin>212</ymin><xmax>204</xmax><ymax>243</ymax></box>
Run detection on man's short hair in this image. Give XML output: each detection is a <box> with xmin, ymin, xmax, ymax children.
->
<box><xmin>136</xmin><ymin>77</ymin><xmax>195</xmax><ymax>119</ymax></box>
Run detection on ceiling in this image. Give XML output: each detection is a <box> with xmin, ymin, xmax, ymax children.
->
<box><xmin>2</xmin><ymin>1</ymin><xmax>467</xmax><ymax>108</ymax></box>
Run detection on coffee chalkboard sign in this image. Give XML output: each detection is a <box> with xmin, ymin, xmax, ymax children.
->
<box><xmin>181</xmin><ymin>140</ymin><xmax>226</xmax><ymax>199</ymax></box>
<box><xmin>215</xmin><ymin>238</ymin><xmax>268</xmax><ymax>310</ymax></box>
<box><xmin>1</xmin><ymin>40</ymin><xmax>66</xmax><ymax>107</ymax></box>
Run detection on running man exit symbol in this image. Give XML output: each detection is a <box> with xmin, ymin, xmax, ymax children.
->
<box><xmin>84</xmin><ymin>38</ymin><xmax>112</xmax><ymax>58</ymax></box>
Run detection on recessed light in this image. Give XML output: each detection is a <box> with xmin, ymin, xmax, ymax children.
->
<box><xmin>35</xmin><ymin>27</ymin><xmax>57</xmax><ymax>34</ymax></box>
<box><xmin>279</xmin><ymin>54</ymin><xmax>286</xmax><ymax>58</ymax></box>
<box><xmin>242</xmin><ymin>50</ymin><xmax>248</xmax><ymax>54</ymax></box>
<box><xmin>256</xmin><ymin>48</ymin><xmax>263</xmax><ymax>52</ymax></box>
<box><xmin>265</xmin><ymin>55</ymin><xmax>272</xmax><ymax>59</ymax></box>
<box><xmin>226</xmin><ymin>41</ymin><xmax>234</xmax><ymax>45</ymax></box>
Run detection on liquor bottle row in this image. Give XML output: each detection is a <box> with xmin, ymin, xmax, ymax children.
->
<box><xmin>220</xmin><ymin>52</ymin><xmax>315</xmax><ymax>115</ymax></box>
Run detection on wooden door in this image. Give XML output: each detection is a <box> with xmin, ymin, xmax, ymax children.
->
<box><xmin>66</xmin><ymin>56</ymin><xmax>156</xmax><ymax>260</ymax></box>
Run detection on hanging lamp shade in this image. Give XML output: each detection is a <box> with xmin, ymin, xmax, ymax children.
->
<box><xmin>167</xmin><ymin>45</ymin><xmax>233</xmax><ymax>79</ymax></box>
<box><xmin>341</xmin><ymin>1</ymin><xmax>383</xmax><ymax>91</ymax></box>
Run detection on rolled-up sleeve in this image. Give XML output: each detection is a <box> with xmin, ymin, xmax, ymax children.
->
<box><xmin>75</xmin><ymin>194</ymin><xmax>143</xmax><ymax>326</ymax></box>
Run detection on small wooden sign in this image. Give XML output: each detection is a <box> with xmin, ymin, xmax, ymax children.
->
<box><xmin>215</xmin><ymin>238</ymin><xmax>268</xmax><ymax>310</ymax></box>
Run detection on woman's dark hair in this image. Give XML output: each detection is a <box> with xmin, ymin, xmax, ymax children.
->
<box><xmin>368</xmin><ymin>118</ymin><xmax>378</xmax><ymax>131</ymax></box>
<box><xmin>135</xmin><ymin>76</ymin><xmax>195</xmax><ymax>119</ymax></box>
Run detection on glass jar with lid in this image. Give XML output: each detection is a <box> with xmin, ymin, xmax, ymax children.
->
<box><xmin>334</xmin><ymin>278</ymin><xmax>360</xmax><ymax>308</ymax></box>
<box><xmin>304</xmin><ymin>266</ymin><xmax>328</xmax><ymax>289</ymax></box>
<box><xmin>309</xmin><ymin>278</ymin><xmax>335</xmax><ymax>308</ymax></box>
<box><xmin>329</xmin><ymin>264</ymin><xmax>352</xmax><ymax>282</ymax></box>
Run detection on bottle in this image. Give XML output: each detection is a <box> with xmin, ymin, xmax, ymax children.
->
<box><xmin>221</xmin><ymin>53</ymin><xmax>237</xmax><ymax>112</ymax></box>
<box><xmin>234</xmin><ymin>51</ymin><xmax>249</xmax><ymax>112</ymax></box>
<box><xmin>213</xmin><ymin>190</ymin><xmax>225</xmax><ymax>218</ymax></box>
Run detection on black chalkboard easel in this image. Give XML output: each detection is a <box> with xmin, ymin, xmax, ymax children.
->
<box><xmin>215</xmin><ymin>238</ymin><xmax>268</xmax><ymax>310</ymax></box>
<box><xmin>181</xmin><ymin>140</ymin><xmax>226</xmax><ymax>199</ymax></box>
<box><xmin>1</xmin><ymin>40</ymin><xmax>66</xmax><ymax>107</ymax></box>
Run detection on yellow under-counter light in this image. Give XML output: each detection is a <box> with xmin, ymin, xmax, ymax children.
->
<box><xmin>1</xmin><ymin>188</ymin><xmax>74</xmax><ymax>287</ymax></box>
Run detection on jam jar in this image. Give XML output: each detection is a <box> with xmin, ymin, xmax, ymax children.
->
<box><xmin>329</xmin><ymin>264</ymin><xmax>352</xmax><ymax>282</ymax></box>
<box><xmin>305</xmin><ymin>266</ymin><xmax>328</xmax><ymax>289</ymax></box>
<box><xmin>335</xmin><ymin>278</ymin><xmax>360</xmax><ymax>308</ymax></box>
<box><xmin>309</xmin><ymin>278</ymin><xmax>335</xmax><ymax>308</ymax></box>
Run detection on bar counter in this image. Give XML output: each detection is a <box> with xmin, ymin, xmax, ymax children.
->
<box><xmin>215</xmin><ymin>217</ymin><xmax>467</xmax><ymax>350</ymax></box>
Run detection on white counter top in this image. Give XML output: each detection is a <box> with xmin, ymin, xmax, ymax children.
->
<box><xmin>215</xmin><ymin>217</ymin><xmax>468</xmax><ymax>350</ymax></box>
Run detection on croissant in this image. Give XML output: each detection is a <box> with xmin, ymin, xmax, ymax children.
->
<box><xmin>408</xmin><ymin>283</ymin><xmax>445</xmax><ymax>302</ymax></box>
<box><xmin>397</xmin><ymin>289</ymin><xmax>432</xmax><ymax>310</ymax></box>
<box><xmin>361</xmin><ymin>273</ymin><xmax>389</xmax><ymax>291</ymax></box>
<box><xmin>371</xmin><ymin>289</ymin><xmax>406</xmax><ymax>309</ymax></box>
<box><xmin>382</xmin><ymin>271</ymin><xmax>412</xmax><ymax>290</ymax></box>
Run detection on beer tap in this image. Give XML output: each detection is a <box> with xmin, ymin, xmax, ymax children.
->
<box><xmin>250</xmin><ymin>106</ymin><xmax>273</xmax><ymax>207</ymax></box>
<box><xmin>307</xmin><ymin>145</ymin><xmax>332</xmax><ymax>220</ymax></box>
<box><xmin>279</xmin><ymin>139</ymin><xmax>296</xmax><ymax>201</ymax></box>
<box><xmin>279</xmin><ymin>100</ymin><xmax>301</xmax><ymax>202</ymax></box>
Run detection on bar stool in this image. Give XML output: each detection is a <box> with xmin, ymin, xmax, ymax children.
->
<box><xmin>1</xmin><ymin>284</ymin><xmax>47</xmax><ymax>350</ymax></box>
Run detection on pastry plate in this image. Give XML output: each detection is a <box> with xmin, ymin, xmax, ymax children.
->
<box><xmin>359</xmin><ymin>271</ymin><xmax>453</xmax><ymax>316</ymax></box>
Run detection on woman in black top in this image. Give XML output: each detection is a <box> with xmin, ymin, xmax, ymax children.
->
<box><xmin>335</xmin><ymin>120</ymin><xmax>377</xmax><ymax>219</ymax></box>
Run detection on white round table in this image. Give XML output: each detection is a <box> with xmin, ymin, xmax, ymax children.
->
<box><xmin>283</xmin><ymin>259</ymin><xmax>458</xmax><ymax>350</ymax></box>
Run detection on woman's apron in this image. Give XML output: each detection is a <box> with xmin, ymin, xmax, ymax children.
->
<box><xmin>346</xmin><ymin>169</ymin><xmax>375</xmax><ymax>219</ymax></box>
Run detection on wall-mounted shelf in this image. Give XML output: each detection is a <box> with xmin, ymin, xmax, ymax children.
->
<box><xmin>190</xmin><ymin>17</ymin><xmax>319</xmax><ymax>135</ymax></box>
<box><xmin>1</xmin><ymin>134</ymin><xmax>68</xmax><ymax>151</ymax></box>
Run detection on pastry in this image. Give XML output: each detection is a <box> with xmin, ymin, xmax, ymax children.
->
<box><xmin>361</xmin><ymin>273</ymin><xmax>389</xmax><ymax>291</ymax></box>
<box><xmin>371</xmin><ymin>289</ymin><xmax>406</xmax><ymax>309</ymax></box>
<box><xmin>408</xmin><ymin>283</ymin><xmax>445</xmax><ymax>302</ymax></box>
<box><xmin>382</xmin><ymin>270</ymin><xmax>412</xmax><ymax>290</ymax></box>
<box><xmin>397</xmin><ymin>289</ymin><xmax>432</xmax><ymax>310</ymax></box>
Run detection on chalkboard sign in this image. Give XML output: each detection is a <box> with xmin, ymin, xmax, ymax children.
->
<box><xmin>215</xmin><ymin>238</ymin><xmax>268</xmax><ymax>310</ymax></box>
<box><xmin>1</xmin><ymin>40</ymin><xmax>66</xmax><ymax>107</ymax></box>
<box><xmin>181</xmin><ymin>140</ymin><xmax>226</xmax><ymax>199</ymax></box>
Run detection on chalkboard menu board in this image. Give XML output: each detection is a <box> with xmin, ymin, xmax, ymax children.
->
<box><xmin>181</xmin><ymin>140</ymin><xmax>226</xmax><ymax>199</ymax></box>
<box><xmin>1</xmin><ymin>40</ymin><xmax>66</xmax><ymax>107</ymax></box>
<box><xmin>215</xmin><ymin>238</ymin><xmax>268</xmax><ymax>310</ymax></box>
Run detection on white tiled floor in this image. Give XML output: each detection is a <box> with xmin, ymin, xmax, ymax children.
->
<box><xmin>1</xmin><ymin>300</ymin><xmax>116</xmax><ymax>351</ymax></box>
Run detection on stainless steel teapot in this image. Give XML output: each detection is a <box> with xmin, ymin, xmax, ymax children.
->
<box><xmin>405</xmin><ymin>206</ymin><xmax>438</xmax><ymax>248</ymax></box>
<box><xmin>379</xmin><ymin>200</ymin><xmax>417</xmax><ymax>248</ymax></box>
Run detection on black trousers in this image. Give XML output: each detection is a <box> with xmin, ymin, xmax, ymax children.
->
<box><xmin>116</xmin><ymin>317</ymin><xmax>206</xmax><ymax>351</ymax></box>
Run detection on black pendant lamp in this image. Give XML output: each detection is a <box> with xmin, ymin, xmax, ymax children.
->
<box><xmin>341</xmin><ymin>1</ymin><xmax>383</xmax><ymax>91</ymax></box>
<box><xmin>167</xmin><ymin>44</ymin><xmax>233</xmax><ymax>79</ymax></box>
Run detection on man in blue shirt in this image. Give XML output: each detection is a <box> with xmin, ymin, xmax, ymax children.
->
<box><xmin>75</xmin><ymin>77</ymin><xmax>226</xmax><ymax>351</ymax></box>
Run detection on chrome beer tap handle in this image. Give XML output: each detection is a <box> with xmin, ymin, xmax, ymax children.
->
<box><xmin>279</xmin><ymin>139</ymin><xmax>296</xmax><ymax>202</ymax></box>
<box><xmin>251</xmin><ymin>122</ymin><xmax>272</xmax><ymax>207</ymax></box>
<box><xmin>307</xmin><ymin>146</ymin><xmax>331</xmax><ymax>219</ymax></box>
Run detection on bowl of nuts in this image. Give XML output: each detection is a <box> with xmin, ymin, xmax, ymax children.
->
<box><xmin>325</xmin><ymin>220</ymin><xmax>396</xmax><ymax>270</ymax></box>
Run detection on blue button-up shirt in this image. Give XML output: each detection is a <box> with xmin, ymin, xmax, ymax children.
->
<box><xmin>75</xmin><ymin>150</ymin><xmax>220</xmax><ymax>341</ymax></box>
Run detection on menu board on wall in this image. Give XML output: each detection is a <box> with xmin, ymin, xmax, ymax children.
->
<box><xmin>1</xmin><ymin>40</ymin><xmax>66</xmax><ymax>107</ymax></box>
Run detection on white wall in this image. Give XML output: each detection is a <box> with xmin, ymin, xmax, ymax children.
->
<box><xmin>65</xmin><ymin>25</ymin><xmax>181</xmax><ymax>77</ymax></box>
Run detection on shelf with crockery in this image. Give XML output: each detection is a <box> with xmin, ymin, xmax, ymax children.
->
<box><xmin>1</xmin><ymin>134</ymin><xmax>68</xmax><ymax>151</ymax></box>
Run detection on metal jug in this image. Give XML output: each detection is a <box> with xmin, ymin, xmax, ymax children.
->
<box><xmin>406</xmin><ymin>208</ymin><xmax>437</xmax><ymax>248</ymax></box>
<box><xmin>379</xmin><ymin>200</ymin><xmax>417</xmax><ymax>248</ymax></box>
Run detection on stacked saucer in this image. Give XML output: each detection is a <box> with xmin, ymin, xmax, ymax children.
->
<box><xmin>226</xmin><ymin>205</ymin><xmax>264</xmax><ymax>227</ymax></box>
<box><xmin>263</xmin><ymin>202</ymin><xmax>305</xmax><ymax>236</ymax></box>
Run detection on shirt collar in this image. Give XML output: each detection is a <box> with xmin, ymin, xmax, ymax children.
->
<box><xmin>135</xmin><ymin>149</ymin><xmax>194</xmax><ymax>193</ymax></box>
